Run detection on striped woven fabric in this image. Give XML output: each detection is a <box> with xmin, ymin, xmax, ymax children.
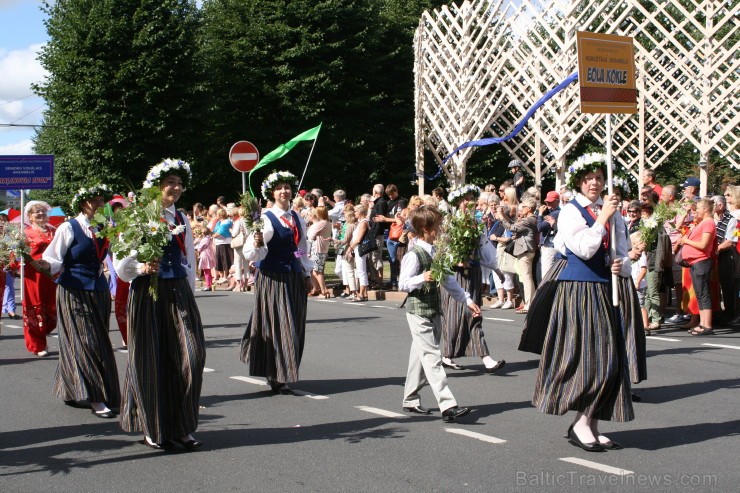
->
<box><xmin>119</xmin><ymin>277</ymin><xmax>205</xmax><ymax>443</ymax></box>
<box><xmin>240</xmin><ymin>269</ymin><xmax>307</xmax><ymax>384</ymax></box>
<box><xmin>52</xmin><ymin>286</ymin><xmax>120</xmax><ymax>408</ymax></box>
<box><xmin>533</xmin><ymin>280</ymin><xmax>634</xmax><ymax>422</ymax></box>
<box><xmin>440</xmin><ymin>265</ymin><xmax>490</xmax><ymax>359</ymax></box>
<box><xmin>519</xmin><ymin>257</ymin><xmax>568</xmax><ymax>354</ymax></box>
<box><xmin>616</xmin><ymin>276</ymin><xmax>647</xmax><ymax>384</ymax></box>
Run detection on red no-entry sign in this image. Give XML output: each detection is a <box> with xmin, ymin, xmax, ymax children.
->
<box><xmin>229</xmin><ymin>141</ymin><xmax>260</xmax><ymax>173</ymax></box>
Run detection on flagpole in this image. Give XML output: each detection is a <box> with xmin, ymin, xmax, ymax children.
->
<box><xmin>298</xmin><ymin>133</ymin><xmax>319</xmax><ymax>190</ymax></box>
<box><xmin>19</xmin><ymin>191</ymin><xmax>24</xmax><ymax>304</ymax></box>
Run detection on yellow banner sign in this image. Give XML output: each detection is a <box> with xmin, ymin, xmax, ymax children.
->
<box><xmin>576</xmin><ymin>31</ymin><xmax>637</xmax><ymax>114</ymax></box>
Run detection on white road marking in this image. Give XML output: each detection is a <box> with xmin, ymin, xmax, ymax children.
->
<box><xmin>3</xmin><ymin>324</ymin><xmax>22</xmax><ymax>329</ymax></box>
<box><xmin>230</xmin><ymin>376</ymin><xmax>268</xmax><ymax>386</ymax></box>
<box><xmin>116</xmin><ymin>349</ymin><xmax>129</xmax><ymax>354</ymax></box>
<box><xmin>371</xmin><ymin>305</ymin><xmax>394</xmax><ymax>309</ymax></box>
<box><xmin>318</xmin><ymin>299</ymin><xmax>337</xmax><ymax>303</ymax></box>
<box><xmin>345</xmin><ymin>302</ymin><xmax>366</xmax><ymax>306</ymax></box>
<box><xmin>355</xmin><ymin>406</ymin><xmax>405</xmax><ymax>418</ymax></box>
<box><xmin>292</xmin><ymin>390</ymin><xmax>329</xmax><ymax>400</ymax></box>
<box><xmin>203</xmin><ymin>367</ymin><xmax>215</xmax><ymax>373</ymax></box>
<box><xmin>444</xmin><ymin>427</ymin><xmax>506</xmax><ymax>444</ymax></box>
<box><xmin>51</xmin><ymin>334</ymin><xmax>59</xmax><ymax>338</ymax></box>
<box><xmin>646</xmin><ymin>336</ymin><xmax>681</xmax><ymax>342</ymax></box>
<box><xmin>702</xmin><ymin>343</ymin><xmax>740</xmax><ymax>351</ymax></box>
<box><xmin>484</xmin><ymin>317</ymin><xmax>514</xmax><ymax>322</ymax></box>
<box><xmin>560</xmin><ymin>457</ymin><xmax>634</xmax><ymax>475</ymax></box>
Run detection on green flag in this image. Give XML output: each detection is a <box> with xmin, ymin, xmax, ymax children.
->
<box><xmin>249</xmin><ymin>123</ymin><xmax>322</xmax><ymax>196</ymax></box>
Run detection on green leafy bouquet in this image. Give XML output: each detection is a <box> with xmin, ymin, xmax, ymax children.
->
<box><xmin>430</xmin><ymin>204</ymin><xmax>483</xmax><ymax>282</ymax></box>
<box><xmin>239</xmin><ymin>192</ymin><xmax>263</xmax><ymax>233</ymax></box>
<box><xmin>638</xmin><ymin>201</ymin><xmax>681</xmax><ymax>250</ymax></box>
<box><xmin>97</xmin><ymin>187</ymin><xmax>181</xmax><ymax>300</ymax></box>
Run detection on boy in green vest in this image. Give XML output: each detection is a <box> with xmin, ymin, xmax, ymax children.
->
<box><xmin>399</xmin><ymin>205</ymin><xmax>481</xmax><ymax>422</ymax></box>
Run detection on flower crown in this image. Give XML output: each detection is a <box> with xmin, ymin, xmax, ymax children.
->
<box><xmin>143</xmin><ymin>158</ymin><xmax>192</xmax><ymax>189</ymax></box>
<box><xmin>447</xmin><ymin>184</ymin><xmax>481</xmax><ymax>206</ymax></box>
<box><xmin>261</xmin><ymin>171</ymin><xmax>298</xmax><ymax>201</ymax></box>
<box><xmin>612</xmin><ymin>175</ymin><xmax>637</xmax><ymax>198</ymax></box>
<box><xmin>565</xmin><ymin>152</ymin><xmax>607</xmax><ymax>191</ymax></box>
<box><xmin>71</xmin><ymin>184</ymin><xmax>113</xmax><ymax>211</ymax></box>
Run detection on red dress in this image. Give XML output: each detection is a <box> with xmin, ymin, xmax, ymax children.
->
<box><xmin>23</xmin><ymin>226</ymin><xmax>58</xmax><ymax>353</ymax></box>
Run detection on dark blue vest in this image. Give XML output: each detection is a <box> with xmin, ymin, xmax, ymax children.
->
<box><xmin>256</xmin><ymin>210</ymin><xmax>303</xmax><ymax>274</ymax></box>
<box><xmin>159</xmin><ymin>210</ymin><xmax>188</xmax><ymax>280</ymax></box>
<box><xmin>56</xmin><ymin>218</ymin><xmax>108</xmax><ymax>291</ymax></box>
<box><xmin>557</xmin><ymin>200</ymin><xmax>610</xmax><ymax>283</ymax></box>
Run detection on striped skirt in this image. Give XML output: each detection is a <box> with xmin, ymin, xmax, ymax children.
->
<box><xmin>119</xmin><ymin>276</ymin><xmax>205</xmax><ymax>443</ymax></box>
<box><xmin>532</xmin><ymin>280</ymin><xmax>634</xmax><ymax>422</ymax></box>
<box><xmin>441</xmin><ymin>265</ymin><xmax>490</xmax><ymax>359</ymax></box>
<box><xmin>519</xmin><ymin>257</ymin><xmax>568</xmax><ymax>354</ymax></box>
<box><xmin>240</xmin><ymin>269</ymin><xmax>307</xmax><ymax>383</ymax></box>
<box><xmin>52</xmin><ymin>286</ymin><xmax>120</xmax><ymax>408</ymax></box>
<box><xmin>616</xmin><ymin>276</ymin><xmax>647</xmax><ymax>384</ymax></box>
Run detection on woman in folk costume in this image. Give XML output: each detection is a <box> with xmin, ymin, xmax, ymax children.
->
<box><xmin>240</xmin><ymin>171</ymin><xmax>314</xmax><ymax>395</ymax></box>
<box><xmin>22</xmin><ymin>200</ymin><xmax>58</xmax><ymax>356</ymax></box>
<box><xmin>532</xmin><ymin>153</ymin><xmax>634</xmax><ymax>452</ymax></box>
<box><xmin>38</xmin><ymin>185</ymin><xmax>119</xmax><ymax>418</ymax></box>
<box><xmin>114</xmin><ymin>159</ymin><xmax>205</xmax><ymax>451</ymax></box>
<box><xmin>440</xmin><ymin>185</ymin><xmax>505</xmax><ymax>374</ymax></box>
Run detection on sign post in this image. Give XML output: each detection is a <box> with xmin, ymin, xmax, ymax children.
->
<box><xmin>0</xmin><ymin>155</ymin><xmax>55</xmax><ymax>304</ymax></box>
<box><xmin>577</xmin><ymin>31</ymin><xmax>637</xmax><ymax>306</ymax></box>
<box><xmin>229</xmin><ymin>141</ymin><xmax>260</xmax><ymax>195</ymax></box>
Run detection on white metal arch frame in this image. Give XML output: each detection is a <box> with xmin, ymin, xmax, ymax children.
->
<box><xmin>414</xmin><ymin>0</ymin><xmax>739</xmax><ymax>195</ymax></box>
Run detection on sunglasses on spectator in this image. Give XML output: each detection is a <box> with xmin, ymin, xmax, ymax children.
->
<box><xmin>628</xmin><ymin>209</ymin><xmax>639</xmax><ymax>213</ymax></box>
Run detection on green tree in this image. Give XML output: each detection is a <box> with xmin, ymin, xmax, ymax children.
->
<box><xmin>32</xmin><ymin>0</ymin><xmax>202</xmax><ymax>211</ymax></box>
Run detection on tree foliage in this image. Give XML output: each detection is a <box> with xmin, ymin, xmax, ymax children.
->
<box><xmin>32</xmin><ymin>0</ymin><xmax>202</xmax><ymax>211</ymax></box>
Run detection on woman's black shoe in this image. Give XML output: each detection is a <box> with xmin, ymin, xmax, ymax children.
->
<box><xmin>174</xmin><ymin>437</ymin><xmax>203</xmax><ymax>451</ymax></box>
<box><xmin>91</xmin><ymin>409</ymin><xmax>116</xmax><ymax>419</ymax></box>
<box><xmin>142</xmin><ymin>438</ymin><xmax>175</xmax><ymax>451</ymax></box>
<box><xmin>566</xmin><ymin>425</ymin><xmax>605</xmax><ymax>452</ymax></box>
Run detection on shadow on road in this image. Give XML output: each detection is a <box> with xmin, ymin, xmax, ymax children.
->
<box><xmin>635</xmin><ymin>377</ymin><xmax>740</xmax><ymax>404</ymax></box>
<box><xmin>610</xmin><ymin>419</ymin><xmax>740</xmax><ymax>451</ymax></box>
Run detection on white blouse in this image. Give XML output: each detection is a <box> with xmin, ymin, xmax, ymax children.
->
<box><xmin>43</xmin><ymin>213</ymin><xmax>104</xmax><ymax>276</ymax></box>
<box><xmin>554</xmin><ymin>193</ymin><xmax>631</xmax><ymax>278</ymax></box>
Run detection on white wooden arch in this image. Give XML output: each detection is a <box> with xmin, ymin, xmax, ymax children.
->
<box><xmin>414</xmin><ymin>0</ymin><xmax>739</xmax><ymax>196</ymax></box>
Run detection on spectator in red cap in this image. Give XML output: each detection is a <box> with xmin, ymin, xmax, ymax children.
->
<box><xmin>536</xmin><ymin>191</ymin><xmax>561</xmax><ymax>283</ymax></box>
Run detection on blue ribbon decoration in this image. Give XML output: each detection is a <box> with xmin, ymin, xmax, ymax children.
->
<box><xmin>419</xmin><ymin>72</ymin><xmax>580</xmax><ymax>179</ymax></box>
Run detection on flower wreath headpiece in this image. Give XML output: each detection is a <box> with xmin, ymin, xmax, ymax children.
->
<box><xmin>447</xmin><ymin>184</ymin><xmax>481</xmax><ymax>206</ymax></box>
<box><xmin>261</xmin><ymin>171</ymin><xmax>298</xmax><ymax>201</ymax></box>
<box><xmin>612</xmin><ymin>175</ymin><xmax>636</xmax><ymax>198</ymax></box>
<box><xmin>71</xmin><ymin>184</ymin><xmax>113</xmax><ymax>211</ymax></box>
<box><xmin>565</xmin><ymin>152</ymin><xmax>608</xmax><ymax>192</ymax></box>
<box><xmin>143</xmin><ymin>158</ymin><xmax>192</xmax><ymax>189</ymax></box>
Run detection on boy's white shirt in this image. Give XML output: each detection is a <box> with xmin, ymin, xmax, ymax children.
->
<box><xmin>398</xmin><ymin>239</ymin><xmax>473</xmax><ymax>306</ymax></box>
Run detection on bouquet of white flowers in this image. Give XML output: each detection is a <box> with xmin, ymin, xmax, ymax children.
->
<box><xmin>97</xmin><ymin>187</ymin><xmax>184</xmax><ymax>299</ymax></box>
<box><xmin>0</xmin><ymin>223</ymin><xmax>29</xmax><ymax>266</ymax></box>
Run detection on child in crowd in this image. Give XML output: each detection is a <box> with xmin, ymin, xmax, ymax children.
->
<box><xmin>195</xmin><ymin>226</ymin><xmax>216</xmax><ymax>291</ymax></box>
<box><xmin>629</xmin><ymin>232</ymin><xmax>648</xmax><ymax>330</ymax></box>
<box><xmin>398</xmin><ymin>205</ymin><xmax>480</xmax><ymax>422</ymax></box>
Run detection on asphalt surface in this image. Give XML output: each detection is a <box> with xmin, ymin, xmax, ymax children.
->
<box><xmin>1</xmin><ymin>278</ymin><xmax>739</xmax><ymax>492</ymax></box>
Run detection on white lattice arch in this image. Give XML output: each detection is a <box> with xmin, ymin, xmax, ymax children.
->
<box><xmin>414</xmin><ymin>0</ymin><xmax>739</xmax><ymax>195</ymax></box>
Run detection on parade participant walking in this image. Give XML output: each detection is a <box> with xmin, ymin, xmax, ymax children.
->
<box><xmin>533</xmin><ymin>153</ymin><xmax>634</xmax><ymax>452</ymax></box>
<box><xmin>114</xmin><ymin>159</ymin><xmax>205</xmax><ymax>450</ymax></box>
<box><xmin>22</xmin><ymin>200</ymin><xmax>57</xmax><ymax>356</ymax></box>
<box><xmin>440</xmin><ymin>185</ymin><xmax>504</xmax><ymax>374</ymax></box>
<box><xmin>240</xmin><ymin>171</ymin><xmax>313</xmax><ymax>395</ymax></box>
<box><xmin>399</xmin><ymin>205</ymin><xmax>479</xmax><ymax>422</ymax></box>
<box><xmin>38</xmin><ymin>185</ymin><xmax>119</xmax><ymax>419</ymax></box>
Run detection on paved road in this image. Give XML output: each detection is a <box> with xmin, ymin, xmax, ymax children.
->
<box><xmin>1</xmin><ymin>280</ymin><xmax>739</xmax><ymax>492</ymax></box>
